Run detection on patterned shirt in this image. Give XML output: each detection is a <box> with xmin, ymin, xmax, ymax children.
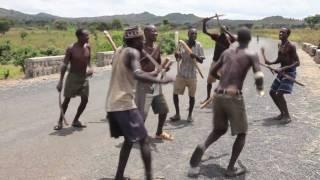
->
<box><xmin>178</xmin><ymin>41</ymin><xmax>204</xmax><ymax>79</ymax></box>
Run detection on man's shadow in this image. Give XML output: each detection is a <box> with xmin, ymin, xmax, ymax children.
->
<box><xmin>255</xmin><ymin>117</ymin><xmax>288</xmax><ymax>127</ymax></box>
<box><xmin>87</xmin><ymin>118</ymin><xmax>108</xmax><ymax>124</ymax></box>
<box><xmin>165</xmin><ymin>119</ymin><xmax>193</xmax><ymax>130</ymax></box>
<box><xmin>49</xmin><ymin>126</ymin><xmax>84</xmax><ymax>136</ymax></box>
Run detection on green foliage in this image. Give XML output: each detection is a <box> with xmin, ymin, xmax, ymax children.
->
<box><xmin>20</xmin><ymin>31</ymin><xmax>28</xmax><ymax>40</ymax></box>
<box><xmin>0</xmin><ymin>41</ymin><xmax>12</xmax><ymax>65</ymax></box>
<box><xmin>40</xmin><ymin>46</ymin><xmax>63</xmax><ymax>56</ymax></box>
<box><xmin>12</xmin><ymin>46</ymin><xmax>39</xmax><ymax>73</ymax></box>
<box><xmin>304</xmin><ymin>15</ymin><xmax>320</xmax><ymax>28</ymax></box>
<box><xmin>0</xmin><ymin>64</ymin><xmax>22</xmax><ymax>80</ymax></box>
<box><xmin>111</xmin><ymin>19</ymin><xmax>122</xmax><ymax>30</ymax></box>
<box><xmin>53</xmin><ymin>20</ymin><xmax>69</xmax><ymax>30</ymax></box>
<box><xmin>0</xmin><ymin>18</ymin><xmax>11</xmax><ymax>34</ymax></box>
<box><xmin>158</xmin><ymin>32</ymin><xmax>175</xmax><ymax>55</ymax></box>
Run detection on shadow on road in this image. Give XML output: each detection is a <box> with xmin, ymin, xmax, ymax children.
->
<box><xmin>87</xmin><ymin>118</ymin><xmax>108</xmax><ymax>124</ymax></box>
<box><xmin>165</xmin><ymin>119</ymin><xmax>193</xmax><ymax>130</ymax></box>
<box><xmin>201</xmin><ymin>153</ymin><xmax>229</xmax><ymax>163</ymax></box>
<box><xmin>48</xmin><ymin>126</ymin><xmax>84</xmax><ymax>136</ymax></box>
<box><xmin>115</xmin><ymin>137</ymin><xmax>164</xmax><ymax>152</ymax></box>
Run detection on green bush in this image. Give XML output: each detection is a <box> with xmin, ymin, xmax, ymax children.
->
<box><xmin>158</xmin><ymin>32</ymin><xmax>175</xmax><ymax>55</ymax></box>
<box><xmin>40</xmin><ymin>46</ymin><xmax>63</xmax><ymax>56</ymax></box>
<box><xmin>0</xmin><ymin>41</ymin><xmax>12</xmax><ymax>65</ymax></box>
<box><xmin>12</xmin><ymin>46</ymin><xmax>39</xmax><ymax>73</ymax></box>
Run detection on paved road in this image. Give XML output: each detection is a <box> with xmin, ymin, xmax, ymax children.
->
<box><xmin>0</xmin><ymin>38</ymin><xmax>319</xmax><ymax>180</ymax></box>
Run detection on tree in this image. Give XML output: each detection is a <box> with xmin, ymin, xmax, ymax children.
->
<box><xmin>12</xmin><ymin>46</ymin><xmax>39</xmax><ymax>73</ymax></box>
<box><xmin>0</xmin><ymin>19</ymin><xmax>11</xmax><ymax>34</ymax></box>
<box><xmin>53</xmin><ymin>20</ymin><xmax>68</xmax><ymax>30</ymax></box>
<box><xmin>111</xmin><ymin>19</ymin><xmax>122</xmax><ymax>29</ymax></box>
<box><xmin>20</xmin><ymin>31</ymin><xmax>28</xmax><ymax>40</ymax></box>
<box><xmin>304</xmin><ymin>15</ymin><xmax>320</xmax><ymax>28</ymax></box>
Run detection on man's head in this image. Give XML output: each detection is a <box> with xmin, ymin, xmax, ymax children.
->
<box><xmin>279</xmin><ymin>27</ymin><xmax>291</xmax><ymax>41</ymax></box>
<box><xmin>237</xmin><ymin>27</ymin><xmax>251</xmax><ymax>45</ymax></box>
<box><xmin>75</xmin><ymin>28</ymin><xmax>89</xmax><ymax>44</ymax></box>
<box><xmin>144</xmin><ymin>24</ymin><xmax>158</xmax><ymax>43</ymax></box>
<box><xmin>123</xmin><ymin>26</ymin><xmax>144</xmax><ymax>50</ymax></box>
<box><xmin>188</xmin><ymin>28</ymin><xmax>197</xmax><ymax>42</ymax></box>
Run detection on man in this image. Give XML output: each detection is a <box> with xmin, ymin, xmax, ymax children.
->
<box><xmin>105</xmin><ymin>26</ymin><xmax>173</xmax><ymax>180</ymax></box>
<box><xmin>54</xmin><ymin>28</ymin><xmax>93</xmax><ymax>130</ymax></box>
<box><xmin>263</xmin><ymin>27</ymin><xmax>300</xmax><ymax>124</ymax></box>
<box><xmin>201</xmin><ymin>18</ymin><xmax>236</xmax><ymax>103</ymax></box>
<box><xmin>189</xmin><ymin>27</ymin><xmax>264</xmax><ymax>177</ymax></box>
<box><xmin>135</xmin><ymin>24</ymin><xmax>173</xmax><ymax>140</ymax></box>
<box><xmin>169</xmin><ymin>28</ymin><xmax>205</xmax><ymax>122</ymax></box>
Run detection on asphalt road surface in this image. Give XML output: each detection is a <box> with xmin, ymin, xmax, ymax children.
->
<box><xmin>0</xmin><ymin>38</ymin><xmax>319</xmax><ymax>180</ymax></box>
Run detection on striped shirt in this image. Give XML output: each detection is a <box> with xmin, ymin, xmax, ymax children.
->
<box><xmin>178</xmin><ymin>41</ymin><xmax>205</xmax><ymax>79</ymax></box>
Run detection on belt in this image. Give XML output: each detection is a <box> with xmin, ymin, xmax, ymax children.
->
<box><xmin>214</xmin><ymin>89</ymin><xmax>242</xmax><ymax>96</ymax></box>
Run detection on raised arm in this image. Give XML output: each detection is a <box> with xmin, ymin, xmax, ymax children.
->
<box><xmin>251</xmin><ymin>53</ymin><xmax>264</xmax><ymax>95</ymax></box>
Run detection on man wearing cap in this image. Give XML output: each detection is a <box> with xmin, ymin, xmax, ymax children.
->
<box><xmin>189</xmin><ymin>27</ymin><xmax>264</xmax><ymax>177</ymax></box>
<box><xmin>170</xmin><ymin>28</ymin><xmax>205</xmax><ymax>122</ymax></box>
<box><xmin>54</xmin><ymin>28</ymin><xmax>93</xmax><ymax>130</ymax></box>
<box><xmin>105</xmin><ymin>26</ymin><xmax>173</xmax><ymax>180</ymax></box>
<box><xmin>201</xmin><ymin>18</ymin><xmax>236</xmax><ymax>104</ymax></box>
<box><xmin>135</xmin><ymin>24</ymin><xmax>173</xmax><ymax>140</ymax></box>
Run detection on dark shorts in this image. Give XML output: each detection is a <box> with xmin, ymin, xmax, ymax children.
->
<box><xmin>64</xmin><ymin>72</ymin><xmax>89</xmax><ymax>98</ymax></box>
<box><xmin>271</xmin><ymin>71</ymin><xmax>296</xmax><ymax>94</ymax></box>
<box><xmin>107</xmin><ymin>109</ymin><xmax>148</xmax><ymax>143</ymax></box>
<box><xmin>213</xmin><ymin>94</ymin><xmax>248</xmax><ymax>136</ymax></box>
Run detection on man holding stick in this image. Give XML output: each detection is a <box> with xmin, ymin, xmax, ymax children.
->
<box><xmin>170</xmin><ymin>28</ymin><xmax>205</xmax><ymax>122</ymax></box>
<box><xmin>261</xmin><ymin>27</ymin><xmax>300</xmax><ymax>124</ymax></box>
<box><xmin>189</xmin><ymin>27</ymin><xmax>264</xmax><ymax>177</ymax></box>
<box><xmin>201</xmin><ymin>15</ymin><xmax>236</xmax><ymax>104</ymax></box>
<box><xmin>54</xmin><ymin>28</ymin><xmax>93</xmax><ymax>130</ymax></box>
<box><xmin>105</xmin><ymin>26</ymin><xmax>173</xmax><ymax>180</ymax></box>
<box><xmin>135</xmin><ymin>24</ymin><xmax>173</xmax><ymax>140</ymax></box>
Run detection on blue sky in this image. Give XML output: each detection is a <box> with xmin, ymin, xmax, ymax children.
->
<box><xmin>0</xmin><ymin>0</ymin><xmax>319</xmax><ymax>20</ymax></box>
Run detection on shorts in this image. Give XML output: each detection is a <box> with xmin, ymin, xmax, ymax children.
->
<box><xmin>64</xmin><ymin>72</ymin><xmax>89</xmax><ymax>98</ymax></box>
<box><xmin>142</xmin><ymin>94</ymin><xmax>169</xmax><ymax>119</ymax></box>
<box><xmin>173</xmin><ymin>76</ymin><xmax>197</xmax><ymax>97</ymax></box>
<box><xmin>271</xmin><ymin>71</ymin><xmax>296</xmax><ymax>94</ymax></box>
<box><xmin>107</xmin><ymin>109</ymin><xmax>148</xmax><ymax>143</ymax></box>
<box><xmin>213</xmin><ymin>94</ymin><xmax>248</xmax><ymax>136</ymax></box>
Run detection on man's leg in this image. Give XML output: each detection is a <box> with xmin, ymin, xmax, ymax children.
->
<box><xmin>139</xmin><ymin>137</ymin><xmax>152</xmax><ymax>180</ymax></box>
<box><xmin>54</xmin><ymin>97</ymin><xmax>71</xmax><ymax>130</ymax></box>
<box><xmin>187</xmin><ymin>96</ymin><xmax>195</xmax><ymax>122</ymax></box>
<box><xmin>115</xmin><ymin>139</ymin><xmax>133</xmax><ymax>180</ymax></box>
<box><xmin>156</xmin><ymin>113</ymin><xmax>167</xmax><ymax>136</ymax></box>
<box><xmin>225</xmin><ymin>133</ymin><xmax>247</xmax><ymax>177</ymax></box>
<box><xmin>72</xmin><ymin>95</ymin><xmax>88</xmax><ymax>126</ymax></box>
<box><xmin>277</xmin><ymin>92</ymin><xmax>291</xmax><ymax>123</ymax></box>
<box><xmin>190</xmin><ymin>129</ymin><xmax>227</xmax><ymax>167</ymax></box>
<box><xmin>269</xmin><ymin>90</ymin><xmax>283</xmax><ymax>119</ymax></box>
<box><xmin>170</xmin><ymin>94</ymin><xmax>181</xmax><ymax>121</ymax></box>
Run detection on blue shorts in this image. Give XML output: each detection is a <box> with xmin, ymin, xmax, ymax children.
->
<box><xmin>271</xmin><ymin>71</ymin><xmax>296</xmax><ymax>94</ymax></box>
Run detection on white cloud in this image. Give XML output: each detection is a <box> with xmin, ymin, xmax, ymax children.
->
<box><xmin>0</xmin><ymin>0</ymin><xmax>319</xmax><ymax>19</ymax></box>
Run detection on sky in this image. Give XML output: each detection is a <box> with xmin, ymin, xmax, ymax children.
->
<box><xmin>0</xmin><ymin>0</ymin><xmax>319</xmax><ymax>20</ymax></box>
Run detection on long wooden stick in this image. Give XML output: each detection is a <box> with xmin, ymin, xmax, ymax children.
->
<box><xmin>103</xmin><ymin>30</ymin><xmax>117</xmax><ymax>51</ymax></box>
<box><xmin>59</xmin><ymin>92</ymin><xmax>68</xmax><ymax>125</ymax></box>
<box><xmin>175</xmin><ymin>31</ymin><xmax>180</xmax><ymax>73</ymax></box>
<box><xmin>178</xmin><ymin>40</ymin><xmax>204</xmax><ymax>78</ymax></box>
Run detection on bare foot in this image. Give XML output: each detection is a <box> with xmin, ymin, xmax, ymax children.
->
<box><xmin>273</xmin><ymin>114</ymin><xmax>283</xmax><ymax>120</ymax></box>
<box><xmin>225</xmin><ymin>161</ymin><xmax>247</xmax><ymax>177</ymax></box>
<box><xmin>280</xmin><ymin>116</ymin><xmax>292</xmax><ymax>124</ymax></box>
<box><xmin>190</xmin><ymin>145</ymin><xmax>205</xmax><ymax>167</ymax></box>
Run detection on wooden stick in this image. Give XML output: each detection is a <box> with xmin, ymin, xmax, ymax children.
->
<box><xmin>175</xmin><ymin>31</ymin><xmax>180</xmax><ymax>73</ymax></box>
<box><xmin>178</xmin><ymin>40</ymin><xmax>204</xmax><ymax>79</ymax></box>
<box><xmin>59</xmin><ymin>92</ymin><xmax>68</xmax><ymax>125</ymax></box>
<box><xmin>200</xmin><ymin>96</ymin><xmax>214</xmax><ymax>109</ymax></box>
<box><xmin>103</xmin><ymin>30</ymin><xmax>117</xmax><ymax>51</ymax></box>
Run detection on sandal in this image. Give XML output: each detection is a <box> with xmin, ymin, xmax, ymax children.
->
<box><xmin>72</xmin><ymin>121</ymin><xmax>87</xmax><ymax>128</ymax></box>
<box><xmin>155</xmin><ymin>132</ymin><xmax>174</xmax><ymax>141</ymax></box>
<box><xmin>53</xmin><ymin>122</ymin><xmax>63</xmax><ymax>130</ymax></box>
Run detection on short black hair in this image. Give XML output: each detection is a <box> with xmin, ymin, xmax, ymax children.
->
<box><xmin>75</xmin><ymin>28</ymin><xmax>85</xmax><ymax>38</ymax></box>
<box><xmin>237</xmin><ymin>26</ymin><xmax>251</xmax><ymax>44</ymax></box>
<box><xmin>281</xmin><ymin>27</ymin><xmax>291</xmax><ymax>37</ymax></box>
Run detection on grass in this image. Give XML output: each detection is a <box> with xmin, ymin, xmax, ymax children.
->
<box><xmin>253</xmin><ymin>28</ymin><xmax>320</xmax><ymax>45</ymax></box>
<box><xmin>0</xmin><ymin>64</ymin><xmax>23</xmax><ymax>80</ymax></box>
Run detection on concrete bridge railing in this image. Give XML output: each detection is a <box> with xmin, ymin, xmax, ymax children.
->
<box><xmin>302</xmin><ymin>42</ymin><xmax>320</xmax><ymax>64</ymax></box>
<box><xmin>24</xmin><ymin>51</ymin><xmax>115</xmax><ymax>79</ymax></box>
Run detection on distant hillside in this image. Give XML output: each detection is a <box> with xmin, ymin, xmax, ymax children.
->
<box><xmin>0</xmin><ymin>7</ymin><xmax>304</xmax><ymax>27</ymax></box>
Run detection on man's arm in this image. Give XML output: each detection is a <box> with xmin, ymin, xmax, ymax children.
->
<box><xmin>125</xmin><ymin>48</ymin><xmax>172</xmax><ymax>84</ymax></box>
<box><xmin>56</xmin><ymin>46</ymin><xmax>71</xmax><ymax>92</ymax></box>
<box><xmin>202</xmin><ymin>18</ymin><xmax>219</xmax><ymax>40</ymax></box>
<box><xmin>251</xmin><ymin>53</ymin><xmax>264</xmax><ymax>95</ymax></box>
<box><xmin>190</xmin><ymin>43</ymin><xmax>205</xmax><ymax>63</ymax></box>
<box><xmin>210</xmin><ymin>56</ymin><xmax>223</xmax><ymax>78</ymax></box>
<box><xmin>86</xmin><ymin>44</ymin><xmax>93</xmax><ymax>76</ymax></box>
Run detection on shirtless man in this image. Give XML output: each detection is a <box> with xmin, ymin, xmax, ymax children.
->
<box><xmin>105</xmin><ymin>26</ymin><xmax>173</xmax><ymax>180</ymax></box>
<box><xmin>189</xmin><ymin>27</ymin><xmax>264</xmax><ymax>177</ymax></box>
<box><xmin>170</xmin><ymin>28</ymin><xmax>205</xmax><ymax>122</ymax></box>
<box><xmin>54</xmin><ymin>28</ymin><xmax>93</xmax><ymax>130</ymax></box>
<box><xmin>135</xmin><ymin>24</ymin><xmax>173</xmax><ymax>140</ymax></box>
<box><xmin>263</xmin><ymin>27</ymin><xmax>300</xmax><ymax>124</ymax></box>
<box><xmin>201</xmin><ymin>17</ymin><xmax>236</xmax><ymax>103</ymax></box>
